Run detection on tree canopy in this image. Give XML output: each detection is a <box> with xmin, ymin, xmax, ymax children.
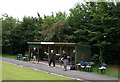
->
<box><xmin>1</xmin><ymin>2</ymin><xmax>120</xmax><ymax>64</ymax></box>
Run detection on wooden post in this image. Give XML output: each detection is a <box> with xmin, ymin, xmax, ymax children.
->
<box><xmin>59</xmin><ymin>45</ymin><xmax>62</xmax><ymax>66</ymax></box>
<box><xmin>48</xmin><ymin>45</ymin><xmax>50</xmax><ymax>64</ymax></box>
<box><xmin>28</xmin><ymin>45</ymin><xmax>31</xmax><ymax>61</ymax></box>
<box><xmin>60</xmin><ymin>45</ymin><xmax>62</xmax><ymax>56</ymax></box>
<box><xmin>75</xmin><ymin>45</ymin><xmax>77</xmax><ymax>64</ymax></box>
<box><xmin>37</xmin><ymin>46</ymin><xmax>40</xmax><ymax>62</ymax></box>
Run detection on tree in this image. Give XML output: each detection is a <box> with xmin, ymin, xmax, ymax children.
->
<box><xmin>2</xmin><ymin>15</ymin><xmax>44</xmax><ymax>54</ymax></box>
<box><xmin>42</xmin><ymin>21</ymin><xmax>69</xmax><ymax>42</ymax></box>
<box><xmin>87</xmin><ymin>2</ymin><xmax>120</xmax><ymax>64</ymax></box>
<box><xmin>2</xmin><ymin>15</ymin><xmax>19</xmax><ymax>54</ymax></box>
<box><xmin>68</xmin><ymin>2</ymin><xmax>119</xmax><ymax>64</ymax></box>
<box><xmin>1</xmin><ymin>2</ymin><xmax>119</xmax><ymax>64</ymax></box>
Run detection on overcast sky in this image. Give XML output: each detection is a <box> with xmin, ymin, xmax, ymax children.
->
<box><xmin>0</xmin><ymin>0</ymin><xmax>85</xmax><ymax>20</ymax></box>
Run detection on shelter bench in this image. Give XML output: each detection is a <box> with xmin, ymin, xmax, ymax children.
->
<box><xmin>76</xmin><ymin>62</ymin><xmax>94</xmax><ymax>72</ymax></box>
<box><xmin>16</xmin><ymin>54</ymin><xmax>23</xmax><ymax>60</ymax></box>
<box><xmin>23</xmin><ymin>54</ymin><xmax>29</xmax><ymax>61</ymax></box>
<box><xmin>97</xmin><ymin>63</ymin><xmax>107</xmax><ymax>74</ymax></box>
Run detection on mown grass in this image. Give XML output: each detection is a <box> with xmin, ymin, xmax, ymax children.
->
<box><xmin>2</xmin><ymin>54</ymin><xmax>16</xmax><ymax>59</ymax></box>
<box><xmin>1</xmin><ymin>62</ymin><xmax>71</xmax><ymax>80</ymax></box>
<box><xmin>78</xmin><ymin>65</ymin><xmax>119</xmax><ymax>78</ymax></box>
<box><xmin>93</xmin><ymin>66</ymin><xmax>119</xmax><ymax>77</ymax></box>
<box><xmin>0</xmin><ymin>61</ymin><xmax>2</xmax><ymax>82</ymax></box>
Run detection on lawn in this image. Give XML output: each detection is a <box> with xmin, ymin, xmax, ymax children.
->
<box><xmin>1</xmin><ymin>62</ymin><xmax>71</xmax><ymax>80</ymax></box>
<box><xmin>0</xmin><ymin>61</ymin><xmax>2</xmax><ymax>82</ymax></box>
<box><xmin>1</xmin><ymin>54</ymin><xmax>119</xmax><ymax>78</ymax></box>
<box><xmin>78</xmin><ymin>65</ymin><xmax>119</xmax><ymax>78</ymax></box>
<box><xmin>93</xmin><ymin>66</ymin><xmax>119</xmax><ymax>77</ymax></box>
<box><xmin>2</xmin><ymin>54</ymin><xmax>16</xmax><ymax>59</ymax></box>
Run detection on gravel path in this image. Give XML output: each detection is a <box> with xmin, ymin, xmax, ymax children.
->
<box><xmin>1</xmin><ymin>57</ymin><xmax>119</xmax><ymax>82</ymax></box>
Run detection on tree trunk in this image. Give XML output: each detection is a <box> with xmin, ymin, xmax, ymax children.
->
<box><xmin>99</xmin><ymin>47</ymin><xmax>103</xmax><ymax>64</ymax></box>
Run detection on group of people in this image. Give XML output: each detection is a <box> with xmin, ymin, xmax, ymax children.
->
<box><xmin>44</xmin><ymin>50</ymin><xmax>68</xmax><ymax>71</ymax></box>
<box><xmin>31</xmin><ymin>48</ymin><xmax>69</xmax><ymax>71</ymax></box>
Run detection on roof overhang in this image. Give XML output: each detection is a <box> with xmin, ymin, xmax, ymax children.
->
<box><xmin>27</xmin><ymin>42</ymin><xmax>76</xmax><ymax>46</ymax></box>
<box><xmin>27</xmin><ymin>42</ymin><xmax>90</xmax><ymax>47</ymax></box>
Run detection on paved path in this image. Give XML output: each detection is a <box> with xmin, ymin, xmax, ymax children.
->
<box><xmin>1</xmin><ymin>57</ymin><xmax>119</xmax><ymax>82</ymax></box>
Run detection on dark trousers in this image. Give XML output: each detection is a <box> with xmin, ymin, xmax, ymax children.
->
<box><xmin>49</xmin><ymin>58</ymin><xmax>55</xmax><ymax>67</ymax></box>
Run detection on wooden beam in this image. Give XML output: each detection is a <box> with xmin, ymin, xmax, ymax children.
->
<box><xmin>28</xmin><ymin>46</ymin><xmax>31</xmax><ymax>61</ymax></box>
<box><xmin>48</xmin><ymin>45</ymin><xmax>50</xmax><ymax>64</ymax></box>
<box><xmin>75</xmin><ymin>45</ymin><xmax>77</xmax><ymax>64</ymax></box>
<box><xmin>37</xmin><ymin>47</ymin><xmax>40</xmax><ymax>62</ymax></box>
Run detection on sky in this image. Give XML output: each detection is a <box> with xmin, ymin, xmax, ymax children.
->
<box><xmin>0</xmin><ymin>0</ymin><xmax>85</xmax><ymax>20</ymax></box>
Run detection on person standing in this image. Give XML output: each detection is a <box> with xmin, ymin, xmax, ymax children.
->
<box><xmin>61</xmin><ymin>50</ymin><xmax>68</xmax><ymax>71</ymax></box>
<box><xmin>45</xmin><ymin>50</ymin><xmax>60</xmax><ymax>68</ymax></box>
<box><xmin>49</xmin><ymin>50</ymin><xmax>56</xmax><ymax>67</ymax></box>
<box><xmin>31</xmin><ymin>47</ymin><xmax>37</xmax><ymax>63</ymax></box>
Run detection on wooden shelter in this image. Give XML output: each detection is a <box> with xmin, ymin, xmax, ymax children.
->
<box><xmin>27</xmin><ymin>42</ymin><xmax>91</xmax><ymax>64</ymax></box>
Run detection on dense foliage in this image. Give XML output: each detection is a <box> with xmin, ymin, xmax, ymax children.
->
<box><xmin>2</xmin><ymin>2</ymin><xmax>120</xmax><ymax>64</ymax></box>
